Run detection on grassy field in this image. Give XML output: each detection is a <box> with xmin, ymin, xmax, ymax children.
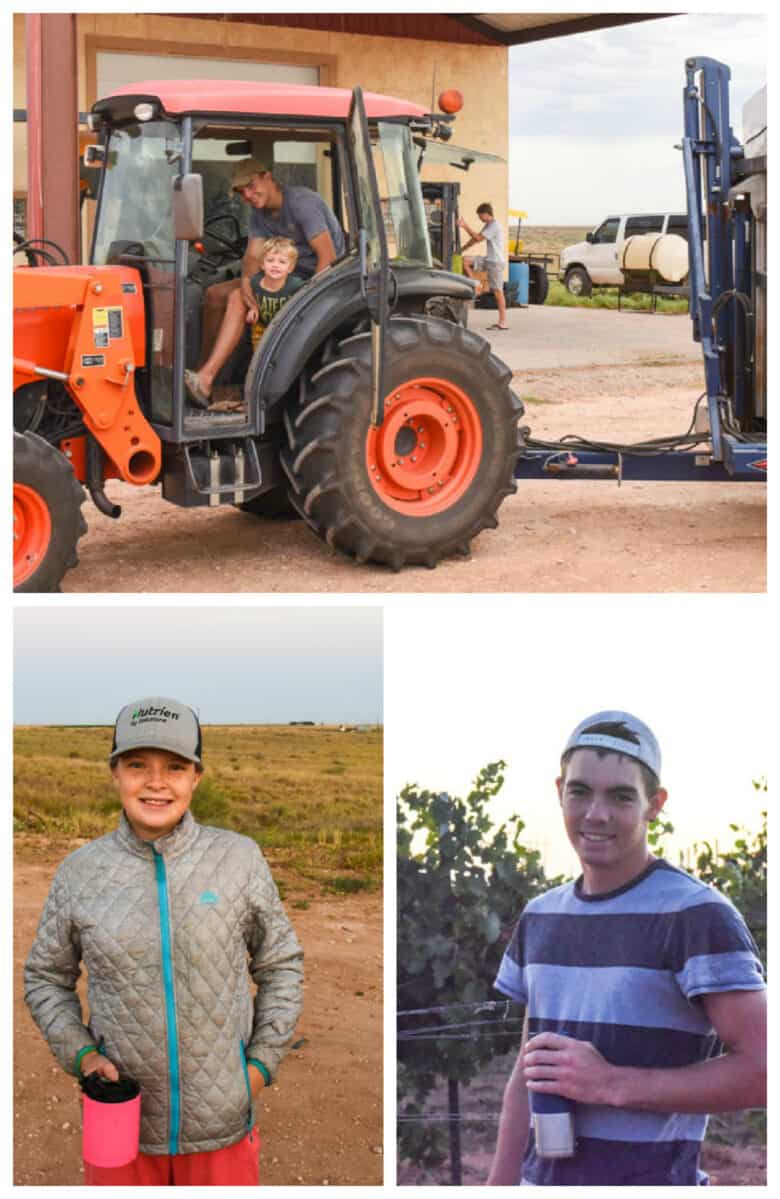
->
<box><xmin>512</xmin><ymin>225</ymin><xmax>689</xmax><ymax>314</ymax></box>
<box><xmin>14</xmin><ymin>723</ymin><xmax>383</xmax><ymax>890</ymax></box>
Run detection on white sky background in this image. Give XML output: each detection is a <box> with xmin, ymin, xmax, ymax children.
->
<box><xmin>386</xmin><ymin>595</ymin><xmax>768</xmax><ymax>879</ymax></box>
<box><xmin>13</xmin><ymin>604</ymin><xmax>383</xmax><ymax>726</ymax></box>
<box><xmin>508</xmin><ymin>11</ymin><xmax>768</xmax><ymax>226</ymax></box>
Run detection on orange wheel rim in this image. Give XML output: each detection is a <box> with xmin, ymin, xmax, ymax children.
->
<box><xmin>365</xmin><ymin>377</ymin><xmax>483</xmax><ymax>515</ymax></box>
<box><xmin>13</xmin><ymin>483</ymin><xmax>52</xmax><ymax>587</ymax></box>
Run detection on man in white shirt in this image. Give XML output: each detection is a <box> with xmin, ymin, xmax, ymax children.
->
<box><xmin>459</xmin><ymin>202</ymin><xmax>508</xmax><ymax>330</ymax></box>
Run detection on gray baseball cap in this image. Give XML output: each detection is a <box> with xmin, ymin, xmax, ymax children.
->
<box><xmin>110</xmin><ymin>696</ymin><xmax>203</xmax><ymax>767</ymax></box>
<box><xmin>562</xmin><ymin>710</ymin><xmax>661</xmax><ymax>779</ymax></box>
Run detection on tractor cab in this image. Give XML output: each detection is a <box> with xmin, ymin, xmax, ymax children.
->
<box><xmin>87</xmin><ymin>82</ymin><xmax>457</xmax><ymax>450</ymax></box>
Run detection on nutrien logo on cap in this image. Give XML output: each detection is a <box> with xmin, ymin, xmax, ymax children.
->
<box><xmin>130</xmin><ymin>705</ymin><xmax>181</xmax><ymax>726</ymax></box>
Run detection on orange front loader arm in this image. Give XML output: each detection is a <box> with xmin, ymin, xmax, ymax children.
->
<box><xmin>13</xmin><ymin>265</ymin><xmax>161</xmax><ymax>485</ymax></box>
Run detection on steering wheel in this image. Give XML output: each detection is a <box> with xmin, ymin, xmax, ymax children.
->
<box><xmin>202</xmin><ymin>214</ymin><xmax>246</xmax><ymax>258</ymax></box>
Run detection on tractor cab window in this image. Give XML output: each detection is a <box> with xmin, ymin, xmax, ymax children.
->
<box><xmin>91</xmin><ymin>119</ymin><xmax>181</xmax><ymax>428</ymax></box>
<box><xmin>371</xmin><ymin>122</ymin><xmax>432</xmax><ymax>267</ymax></box>
<box><xmin>190</xmin><ymin>124</ymin><xmax>342</xmax><ymax>256</ymax></box>
<box><xmin>92</xmin><ymin>120</ymin><xmax>180</xmax><ymax>266</ymax></box>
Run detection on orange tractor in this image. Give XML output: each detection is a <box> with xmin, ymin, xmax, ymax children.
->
<box><xmin>13</xmin><ymin>81</ymin><xmax>521</xmax><ymax>591</ymax></box>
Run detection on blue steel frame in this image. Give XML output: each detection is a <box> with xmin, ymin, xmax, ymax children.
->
<box><xmin>515</xmin><ymin>57</ymin><xmax>766</xmax><ymax>484</ymax></box>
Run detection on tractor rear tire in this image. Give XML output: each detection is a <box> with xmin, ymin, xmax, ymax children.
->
<box><xmin>13</xmin><ymin>432</ymin><xmax>87</xmax><ymax>593</ymax></box>
<box><xmin>281</xmin><ymin>316</ymin><xmax>522</xmax><ymax>569</ymax></box>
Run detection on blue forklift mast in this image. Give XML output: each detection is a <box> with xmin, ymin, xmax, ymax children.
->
<box><xmin>514</xmin><ymin>57</ymin><xmax>767</xmax><ymax>484</ymax></box>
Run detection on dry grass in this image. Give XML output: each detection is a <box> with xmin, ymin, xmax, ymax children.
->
<box><xmin>511</xmin><ymin>225</ymin><xmax>591</xmax><ymax>270</ymax></box>
<box><xmin>13</xmin><ymin>724</ymin><xmax>383</xmax><ymax>885</ymax></box>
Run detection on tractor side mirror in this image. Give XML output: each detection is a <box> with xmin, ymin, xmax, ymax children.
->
<box><xmin>172</xmin><ymin>173</ymin><xmax>203</xmax><ymax>241</ymax></box>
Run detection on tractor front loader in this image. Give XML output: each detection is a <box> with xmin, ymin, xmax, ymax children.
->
<box><xmin>13</xmin><ymin>80</ymin><xmax>522</xmax><ymax>591</ymax></box>
<box><xmin>14</xmin><ymin>264</ymin><xmax>161</xmax><ymax>590</ymax></box>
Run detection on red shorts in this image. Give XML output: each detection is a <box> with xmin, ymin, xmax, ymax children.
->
<box><xmin>84</xmin><ymin>1128</ymin><xmax>260</xmax><ymax>1186</ymax></box>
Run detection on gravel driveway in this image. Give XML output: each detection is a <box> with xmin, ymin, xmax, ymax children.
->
<box><xmin>62</xmin><ymin>308</ymin><xmax>765</xmax><ymax>595</ymax></box>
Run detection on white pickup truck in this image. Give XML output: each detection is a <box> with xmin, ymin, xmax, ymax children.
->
<box><xmin>559</xmin><ymin>213</ymin><xmax>688</xmax><ymax>295</ymax></box>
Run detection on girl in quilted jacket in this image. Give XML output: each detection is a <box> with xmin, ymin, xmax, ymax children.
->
<box><xmin>24</xmin><ymin>696</ymin><xmax>304</xmax><ymax>1186</ymax></box>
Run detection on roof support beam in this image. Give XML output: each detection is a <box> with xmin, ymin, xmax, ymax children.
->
<box><xmin>451</xmin><ymin>13</ymin><xmax>677</xmax><ymax>46</ymax></box>
<box><xmin>25</xmin><ymin>14</ymin><xmax>80</xmax><ymax>263</ymax></box>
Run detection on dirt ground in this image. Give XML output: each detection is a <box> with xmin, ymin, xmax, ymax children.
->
<box><xmin>63</xmin><ymin>359</ymin><xmax>765</xmax><ymax>594</ymax></box>
<box><xmin>13</xmin><ymin>839</ymin><xmax>382</xmax><ymax>1187</ymax></box>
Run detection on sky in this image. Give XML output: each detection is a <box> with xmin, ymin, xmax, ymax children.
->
<box><xmin>508</xmin><ymin>10</ymin><xmax>768</xmax><ymax>226</ymax></box>
<box><xmin>13</xmin><ymin>604</ymin><xmax>383</xmax><ymax>725</ymax></box>
<box><xmin>386</xmin><ymin>594</ymin><xmax>768</xmax><ymax>879</ymax></box>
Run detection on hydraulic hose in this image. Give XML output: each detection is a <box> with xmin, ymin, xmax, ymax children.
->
<box><xmin>86</xmin><ymin>434</ymin><xmax>121</xmax><ymax>518</ymax></box>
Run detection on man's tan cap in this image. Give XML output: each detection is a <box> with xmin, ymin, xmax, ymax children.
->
<box><xmin>231</xmin><ymin>157</ymin><xmax>271</xmax><ymax>192</ymax></box>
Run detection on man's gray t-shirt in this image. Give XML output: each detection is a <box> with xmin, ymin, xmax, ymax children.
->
<box><xmin>481</xmin><ymin>218</ymin><xmax>505</xmax><ymax>265</ymax></box>
<box><xmin>249</xmin><ymin>186</ymin><xmax>345</xmax><ymax>278</ymax></box>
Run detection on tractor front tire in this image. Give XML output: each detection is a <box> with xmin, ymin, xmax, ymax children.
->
<box><xmin>13</xmin><ymin>432</ymin><xmax>87</xmax><ymax>592</ymax></box>
<box><xmin>281</xmin><ymin>316</ymin><xmax>522</xmax><ymax>569</ymax></box>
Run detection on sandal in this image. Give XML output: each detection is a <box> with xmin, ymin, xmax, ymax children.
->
<box><xmin>487</xmin><ymin>323</ymin><xmax>509</xmax><ymax>330</ymax></box>
<box><xmin>184</xmin><ymin>369</ymin><xmax>212</xmax><ymax>409</ymax></box>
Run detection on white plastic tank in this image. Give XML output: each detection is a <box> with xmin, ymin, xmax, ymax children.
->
<box><xmin>619</xmin><ymin>233</ymin><xmax>689</xmax><ymax>282</ymax></box>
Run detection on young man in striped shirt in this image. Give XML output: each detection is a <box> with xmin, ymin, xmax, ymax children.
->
<box><xmin>490</xmin><ymin>711</ymin><xmax>766</xmax><ymax>1186</ymax></box>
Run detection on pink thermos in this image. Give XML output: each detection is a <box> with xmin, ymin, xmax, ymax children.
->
<box><xmin>81</xmin><ymin>1072</ymin><xmax>141</xmax><ymax>1168</ymax></box>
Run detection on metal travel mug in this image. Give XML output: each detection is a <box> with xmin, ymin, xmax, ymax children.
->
<box><xmin>527</xmin><ymin>1028</ymin><xmax>577</xmax><ymax>1157</ymax></box>
<box><xmin>529</xmin><ymin>1090</ymin><xmax>576</xmax><ymax>1158</ymax></box>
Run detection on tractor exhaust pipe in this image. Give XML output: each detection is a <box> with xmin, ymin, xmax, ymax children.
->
<box><xmin>87</xmin><ymin>434</ymin><xmax>121</xmax><ymax>519</ymax></box>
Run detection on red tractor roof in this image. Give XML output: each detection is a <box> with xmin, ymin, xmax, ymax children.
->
<box><xmin>99</xmin><ymin>79</ymin><xmax>428</xmax><ymax>121</ymax></box>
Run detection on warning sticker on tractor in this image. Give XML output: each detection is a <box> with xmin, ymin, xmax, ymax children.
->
<box><xmin>108</xmin><ymin>308</ymin><xmax>124</xmax><ymax>339</ymax></box>
<box><xmin>81</xmin><ymin>353</ymin><xmax>106</xmax><ymax>368</ymax></box>
<box><xmin>93</xmin><ymin>305</ymin><xmax>124</xmax><ymax>347</ymax></box>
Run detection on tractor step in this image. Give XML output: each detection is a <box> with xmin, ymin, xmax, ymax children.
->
<box><xmin>161</xmin><ymin>438</ymin><xmax>276</xmax><ymax>508</ymax></box>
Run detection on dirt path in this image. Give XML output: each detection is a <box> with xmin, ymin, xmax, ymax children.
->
<box><xmin>63</xmin><ymin>363</ymin><xmax>765</xmax><ymax>594</ymax></box>
<box><xmin>14</xmin><ymin>841</ymin><xmax>382</xmax><ymax>1186</ymax></box>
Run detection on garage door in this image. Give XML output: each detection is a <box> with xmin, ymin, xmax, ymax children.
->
<box><xmin>96</xmin><ymin>51</ymin><xmax>319</xmax><ymax>97</ymax></box>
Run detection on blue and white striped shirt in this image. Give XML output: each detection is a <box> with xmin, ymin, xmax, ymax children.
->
<box><xmin>495</xmin><ymin>858</ymin><xmax>765</xmax><ymax>1186</ymax></box>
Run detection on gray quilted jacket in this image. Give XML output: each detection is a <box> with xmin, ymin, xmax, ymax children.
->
<box><xmin>24</xmin><ymin>811</ymin><xmax>304</xmax><ymax>1155</ymax></box>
